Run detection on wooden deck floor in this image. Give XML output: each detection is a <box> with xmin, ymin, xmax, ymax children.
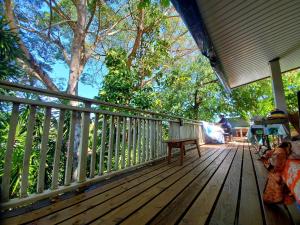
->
<box><xmin>1</xmin><ymin>143</ymin><xmax>300</xmax><ymax>225</ymax></box>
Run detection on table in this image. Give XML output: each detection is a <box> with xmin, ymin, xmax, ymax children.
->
<box><xmin>247</xmin><ymin>123</ymin><xmax>289</xmax><ymax>149</ymax></box>
<box><xmin>164</xmin><ymin>138</ymin><xmax>201</xmax><ymax>165</ymax></box>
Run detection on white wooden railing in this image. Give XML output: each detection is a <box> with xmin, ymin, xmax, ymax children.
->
<box><xmin>0</xmin><ymin>80</ymin><xmax>205</xmax><ymax>210</ymax></box>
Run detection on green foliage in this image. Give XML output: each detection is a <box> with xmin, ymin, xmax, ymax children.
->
<box><xmin>0</xmin><ymin>18</ymin><xmax>22</xmax><ymax>79</ymax></box>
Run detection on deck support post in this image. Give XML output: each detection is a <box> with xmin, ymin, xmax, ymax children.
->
<box><xmin>269</xmin><ymin>58</ymin><xmax>287</xmax><ymax>112</ymax></box>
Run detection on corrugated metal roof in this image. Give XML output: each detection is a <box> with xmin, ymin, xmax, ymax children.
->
<box><xmin>196</xmin><ymin>0</ymin><xmax>300</xmax><ymax>88</ymax></box>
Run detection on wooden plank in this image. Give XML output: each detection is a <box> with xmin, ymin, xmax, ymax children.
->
<box><xmin>78</xmin><ymin>103</ymin><xmax>91</xmax><ymax>182</ymax></box>
<box><xmin>179</xmin><ymin>148</ymin><xmax>236</xmax><ymax>225</ymax></box>
<box><xmin>92</xmin><ymin>151</ymin><xmax>226</xmax><ymax>225</ymax></box>
<box><xmin>145</xmin><ymin>120</ymin><xmax>149</xmax><ymax>161</ymax></box>
<box><xmin>51</xmin><ymin>109</ymin><xmax>65</xmax><ymax>189</ymax></box>
<box><xmin>249</xmin><ymin>144</ymin><xmax>293</xmax><ymax>225</ymax></box>
<box><xmin>122</xmin><ymin>147</ymin><xmax>233</xmax><ymax>225</ymax></box>
<box><xmin>137</xmin><ymin>119</ymin><xmax>141</xmax><ymax>164</ymax></box>
<box><xmin>31</xmin><ymin>148</ymin><xmax>213</xmax><ymax>225</ymax></box>
<box><xmin>150</xmin><ymin>120</ymin><xmax>154</xmax><ymax>160</ymax></box>
<box><xmin>132</xmin><ymin>119</ymin><xmax>137</xmax><ymax>165</ymax></box>
<box><xmin>142</xmin><ymin>119</ymin><xmax>146</xmax><ymax>162</ymax></box>
<box><xmin>2</xmin><ymin>147</ymin><xmax>200</xmax><ymax>225</ymax></box>
<box><xmin>127</xmin><ymin>118</ymin><xmax>132</xmax><ymax>167</ymax></box>
<box><xmin>208</xmin><ymin>145</ymin><xmax>242</xmax><ymax>225</ymax></box>
<box><xmin>37</xmin><ymin>107</ymin><xmax>52</xmax><ymax>193</ymax></box>
<box><xmin>64</xmin><ymin>111</ymin><xmax>76</xmax><ymax>186</ymax></box>
<box><xmin>114</xmin><ymin>116</ymin><xmax>121</xmax><ymax>171</ymax></box>
<box><xmin>237</xmin><ymin>144</ymin><xmax>264</xmax><ymax>225</ymax></box>
<box><xmin>121</xmin><ymin>117</ymin><xmax>126</xmax><ymax>169</ymax></box>
<box><xmin>156</xmin><ymin>121</ymin><xmax>160</xmax><ymax>158</ymax></box>
<box><xmin>20</xmin><ymin>105</ymin><xmax>37</xmax><ymax>198</ymax></box>
<box><xmin>90</xmin><ymin>113</ymin><xmax>99</xmax><ymax>178</ymax></box>
<box><xmin>1</xmin><ymin>103</ymin><xmax>19</xmax><ymax>202</ymax></box>
<box><xmin>107</xmin><ymin>115</ymin><xmax>115</xmax><ymax>172</ymax></box>
<box><xmin>99</xmin><ymin>114</ymin><xmax>107</xmax><ymax>175</ymax></box>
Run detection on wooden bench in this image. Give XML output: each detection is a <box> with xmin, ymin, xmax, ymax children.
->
<box><xmin>164</xmin><ymin>138</ymin><xmax>201</xmax><ymax>165</ymax></box>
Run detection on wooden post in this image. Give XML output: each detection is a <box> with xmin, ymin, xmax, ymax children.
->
<box><xmin>77</xmin><ymin>102</ymin><xmax>91</xmax><ymax>182</ymax></box>
<box><xmin>127</xmin><ymin>118</ymin><xmax>132</xmax><ymax>167</ymax></box>
<box><xmin>121</xmin><ymin>117</ymin><xmax>126</xmax><ymax>169</ymax></box>
<box><xmin>137</xmin><ymin>119</ymin><xmax>141</xmax><ymax>164</ymax></box>
<box><xmin>132</xmin><ymin>119</ymin><xmax>137</xmax><ymax>165</ymax></box>
<box><xmin>150</xmin><ymin>120</ymin><xmax>154</xmax><ymax>160</ymax></box>
<box><xmin>37</xmin><ymin>107</ymin><xmax>52</xmax><ymax>193</ymax></box>
<box><xmin>20</xmin><ymin>105</ymin><xmax>36</xmax><ymax>197</ymax></box>
<box><xmin>99</xmin><ymin>114</ymin><xmax>107</xmax><ymax>175</ymax></box>
<box><xmin>107</xmin><ymin>116</ymin><xmax>115</xmax><ymax>172</ymax></box>
<box><xmin>1</xmin><ymin>103</ymin><xmax>19</xmax><ymax>201</ymax></box>
<box><xmin>51</xmin><ymin>109</ymin><xmax>65</xmax><ymax>189</ymax></box>
<box><xmin>90</xmin><ymin>113</ymin><xmax>99</xmax><ymax>178</ymax></box>
<box><xmin>65</xmin><ymin>111</ymin><xmax>76</xmax><ymax>186</ymax></box>
<box><xmin>142</xmin><ymin>119</ymin><xmax>146</xmax><ymax>162</ymax></box>
<box><xmin>145</xmin><ymin>120</ymin><xmax>149</xmax><ymax>161</ymax></box>
<box><xmin>114</xmin><ymin>116</ymin><xmax>121</xmax><ymax>170</ymax></box>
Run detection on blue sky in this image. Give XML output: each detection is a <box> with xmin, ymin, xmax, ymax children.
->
<box><xmin>52</xmin><ymin>63</ymin><xmax>100</xmax><ymax>99</ymax></box>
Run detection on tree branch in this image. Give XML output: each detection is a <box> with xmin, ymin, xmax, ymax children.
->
<box><xmin>127</xmin><ymin>7</ymin><xmax>144</xmax><ymax>68</ymax></box>
<box><xmin>4</xmin><ymin>0</ymin><xmax>59</xmax><ymax>92</ymax></box>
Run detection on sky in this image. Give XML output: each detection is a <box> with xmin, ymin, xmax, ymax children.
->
<box><xmin>52</xmin><ymin>62</ymin><xmax>100</xmax><ymax>99</ymax></box>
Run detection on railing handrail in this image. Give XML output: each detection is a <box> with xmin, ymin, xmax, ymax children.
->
<box><xmin>0</xmin><ymin>94</ymin><xmax>169</xmax><ymax>122</ymax></box>
<box><xmin>0</xmin><ymin>80</ymin><xmax>200</xmax><ymax>123</ymax></box>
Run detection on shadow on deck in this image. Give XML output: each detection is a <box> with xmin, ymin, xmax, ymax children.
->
<box><xmin>1</xmin><ymin>143</ymin><xmax>300</xmax><ymax>225</ymax></box>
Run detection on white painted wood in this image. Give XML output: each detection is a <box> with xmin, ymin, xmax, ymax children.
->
<box><xmin>20</xmin><ymin>105</ymin><xmax>36</xmax><ymax>198</ymax></box>
<box><xmin>270</xmin><ymin>59</ymin><xmax>288</xmax><ymax>112</ymax></box>
<box><xmin>37</xmin><ymin>107</ymin><xmax>52</xmax><ymax>193</ymax></box>
<box><xmin>90</xmin><ymin>113</ymin><xmax>99</xmax><ymax>178</ymax></box>
<box><xmin>121</xmin><ymin>117</ymin><xmax>126</xmax><ymax>169</ymax></box>
<box><xmin>150</xmin><ymin>120</ymin><xmax>154</xmax><ymax>160</ymax></box>
<box><xmin>65</xmin><ymin>111</ymin><xmax>76</xmax><ymax>186</ymax></box>
<box><xmin>146</xmin><ymin>120</ymin><xmax>150</xmax><ymax>161</ymax></box>
<box><xmin>78</xmin><ymin>102</ymin><xmax>91</xmax><ymax>182</ymax></box>
<box><xmin>137</xmin><ymin>119</ymin><xmax>141</xmax><ymax>164</ymax></box>
<box><xmin>1</xmin><ymin>103</ymin><xmax>19</xmax><ymax>202</ymax></box>
<box><xmin>132</xmin><ymin>119</ymin><xmax>137</xmax><ymax>165</ymax></box>
<box><xmin>99</xmin><ymin>114</ymin><xmax>107</xmax><ymax>175</ymax></box>
<box><xmin>51</xmin><ymin>109</ymin><xmax>65</xmax><ymax>190</ymax></box>
<box><xmin>114</xmin><ymin>116</ymin><xmax>121</xmax><ymax>170</ymax></box>
<box><xmin>107</xmin><ymin>116</ymin><xmax>115</xmax><ymax>172</ymax></box>
<box><xmin>142</xmin><ymin>120</ymin><xmax>147</xmax><ymax>162</ymax></box>
<box><xmin>127</xmin><ymin>118</ymin><xmax>132</xmax><ymax>167</ymax></box>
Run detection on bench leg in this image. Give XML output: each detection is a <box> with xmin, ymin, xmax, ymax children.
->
<box><xmin>196</xmin><ymin>140</ymin><xmax>201</xmax><ymax>158</ymax></box>
<box><xmin>180</xmin><ymin>143</ymin><xmax>184</xmax><ymax>166</ymax></box>
<box><xmin>168</xmin><ymin>144</ymin><xmax>172</xmax><ymax>164</ymax></box>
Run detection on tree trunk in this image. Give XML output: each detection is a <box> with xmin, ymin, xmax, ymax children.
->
<box><xmin>67</xmin><ymin>0</ymin><xmax>88</xmax><ymax>181</ymax></box>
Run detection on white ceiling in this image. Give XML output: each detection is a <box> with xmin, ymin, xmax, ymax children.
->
<box><xmin>196</xmin><ymin>0</ymin><xmax>300</xmax><ymax>88</ymax></box>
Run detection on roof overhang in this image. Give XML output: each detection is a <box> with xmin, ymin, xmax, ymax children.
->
<box><xmin>171</xmin><ymin>0</ymin><xmax>300</xmax><ymax>90</ymax></box>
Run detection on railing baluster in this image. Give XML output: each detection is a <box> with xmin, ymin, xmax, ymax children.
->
<box><xmin>145</xmin><ymin>120</ymin><xmax>149</xmax><ymax>161</ymax></box>
<box><xmin>65</xmin><ymin>111</ymin><xmax>76</xmax><ymax>186</ymax></box>
<box><xmin>121</xmin><ymin>117</ymin><xmax>126</xmax><ymax>169</ymax></box>
<box><xmin>132</xmin><ymin>118</ymin><xmax>137</xmax><ymax>165</ymax></box>
<box><xmin>1</xmin><ymin>103</ymin><xmax>19</xmax><ymax>202</ymax></box>
<box><xmin>99</xmin><ymin>114</ymin><xmax>107</xmax><ymax>175</ymax></box>
<box><xmin>127</xmin><ymin>118</ymin><xmax>132</xmax><ymax>167</ymax></box>
<box><xmin>37</xmin><ymin>107</ymin><xmax>52</xmax><ymax>193</ymax></box>
<box><xmin>142</xmin><ymin>119</ymin><xmax>146</xmax><ymax>162</ymax></box>
<box><xmin>155</xmin><ymin>120</ymin><xmax>159</xmax><ymax>158</ymax></box>
<box><xmin>107</xmin><ymin>116</ymin><xmax>114</xmax><ymax>172</ymax></box>
<box><xmin>137</xmin><ymin>119</ymin><xmax>141</xmax><ymax>164</ymax></box>
<box><xmin>78</xmin><ymin>102</ymin><xmax>91</xmax><ymax>182</ymax></box>
<box><xmin>51</xmin><ymin>109</ymin><xmax>65</xmax><ymax>190</ymax></box>
<box><xmin>20</xmin><ymin>105</ymin><xmax>36</xmax><ymax>198</ymax></box>
<box><xmin>90</xmin><ymin>113</ymin><xmax>99</xmax><ymax>178</ymax></box>
<box><xmin>150</xmin><ymin>120</ymin><xmax>154</xmax><ymax>160</ymax></box>
<box><xmin>114</xmin><ymin>116</ymin><xmax>121</xmax><ymax>171</ymax></box>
